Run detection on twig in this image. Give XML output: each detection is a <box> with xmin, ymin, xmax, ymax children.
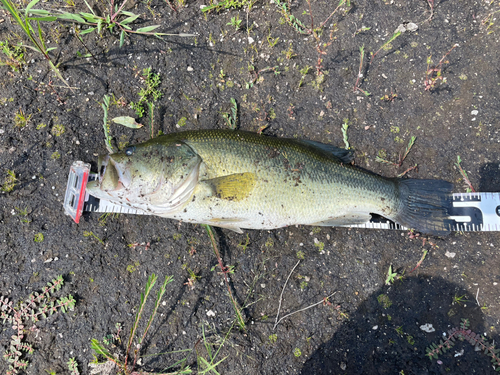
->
<box><xmin>425</xmin><ymin>0</ymin><xmax>434</xmax><ymax>23</ymax></box>
<box><xmin>273</xmin><ymin>291</ymin><xmax>337</xmax><ymax>330</ymax></box>
<box><xmin>476</xmin><ymin>288</ymin><xmax>480</xmax><ymax>307</ymax></box>
<box><xmin>274</xmin><ymin>260</ymin><xmax>300</xmax><ymax>329</ymax></box>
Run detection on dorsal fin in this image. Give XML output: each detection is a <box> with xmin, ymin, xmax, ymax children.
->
<box><xmin>296</xmin><ymin>139</ymin><xmax>354</xmax><ymax>163</ymax></box>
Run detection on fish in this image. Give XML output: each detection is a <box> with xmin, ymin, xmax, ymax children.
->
<box><xmin>86</xmin><ymin>129</ymin><xmax>453</xmax><ymax>235</ymax></box>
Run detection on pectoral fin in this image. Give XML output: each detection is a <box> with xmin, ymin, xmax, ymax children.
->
<box><xmin>311</xmin><ymin>213</ymin><xmax>372</xmax><ymax>226</ymax></box>
<box><xmin>204</xmin><ymin>172</ymin><xmax>256</xmax><ymax>201</ymax></box>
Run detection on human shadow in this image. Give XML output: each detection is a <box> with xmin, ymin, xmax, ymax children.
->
<box><xmin>301</xmin><ymin>275</ymin><xmax>499</xmax><ymax>374</ymax></box>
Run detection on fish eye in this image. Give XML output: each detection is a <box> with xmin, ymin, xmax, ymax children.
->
<box><xmin>125</xmin><ymin>146</ymin><xmax>136</xmax><ymax>156</ymax></box>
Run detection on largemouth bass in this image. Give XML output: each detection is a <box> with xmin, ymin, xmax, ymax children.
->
<box><xmin>86</xmin><ymin>129</ymin><xmax>453</xmax><ymax>235</ymax></box>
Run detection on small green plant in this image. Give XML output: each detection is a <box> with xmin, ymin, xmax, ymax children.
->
<box><xmin>26</xmin><ymin>0</ymin><xmax>193</xmax><ymax>49</ymax></box>
<box><xmin>377</xmin><ymin>294</ymin><xmax>392</xmax><ymax>308</ymax></box>
<box><xmin>237</xmin><ymin>233</ymin><xmax>250</xmax><ymax>251</ymax></box>
<box><xmin>227</xmin><ymin>15</ymin><xmax>242</xmax><ymax>30</ymax></box>
<box><xmin>14</xmin><ymin>108</ymin><xmax>31</xmax><ymax>128</ymax></box>
<box><xmin>282</xmin><ymin>43</ymin><xmax>296</xmax><ymax>59</ymax></box>
<box><xmin>0</xmin><ymin>275</ymin><xmax>76</xmax><ymax>375</ymax></box>
<box><xmin>100</xmin><ymin>94</ymin><xmax>143</xmax><ymax>152</ymax></box>
<box><xmin>273</xmin><ymin>0</ymin><xmax>349</xmax><ymax>74</ymax></box>
<box><xmin>296</xmin><ymin>250</ymin><xmax>305</xmax><ymax>260</ymax></box>
<box><xmin>299</xmin><ymin>281</ymin><xmax>308</xmax><ymax>290</ymax></box>
<box><xmin>376</xmin><ymin>136</ymin><xmax>417</xmax><ymax>177</ymax></box>
<box><xmin>34</xmin><ymin>232</ymin><xmax>44</xmax><ymax>242</ymax></box>
<box><xmin>341</xmin><ymin>118</ymin><xmax>350</xmax><ymax>149</ymax></box>
<box><xmin>14</xmin><ymin>206</ymin><xmax>30</xmax><ymax>223</ymax></box>
<box><xmin>370</xmin><ymin>31</ymin><xmax>401</xmax><ymax>64</ymax></box>
<box><xmin>314</xmin><ymin>241</ymin><xmax>325</xmax><ymax>252</ymax></box>
<box><xmin>101</xmin><ymin>94</ymin><xmax>114</xmax><ymax>152</ymax></box>
<box><xmin>0</xmin><ymin>40</ymin><xmax>25</xmax><ymax>71</ymax></box>
<box><xmin>269</xmin><ymin>334</ymin><xmax>278</xmax><ymax>343</ymax></box>
<box><xmin>353</xmin><ymin>45</ymin><xmax>370</xmax><ymax>96</ymax></box>
<box><xmin>83</xmin><ymin>230</ymin><xmax>104</xmax><ymax>245</ymax></box>
<box><xmin>196</xmin><ymin>324</ymin><xmax>228</xmax><ymax>374</ymax></box>
<box><xmin>267</xmin><ymin>34</ymin><xmax>279</xmax><ymax>47</ymax></box>
<box><xmin>221</xmin><ymin>98</ymin><xmax>238</xmax><ymax>129</ymax></box>
<box><xmin>1</xmin><ymin>170</ymin><xmax>17</xmax><ymax>192</ymax></box>
<box><xmin>385</xmin><ymin>265</ymin><xmax>398</xmax><ymax>285</ymax></box>
<box><xmin>426</xmin><ymin>318</ymin><xmax>500</xmax><ymax>370</ymax></box>
<box><xmin>298</xmin><ymin>65</ymin><xmax>311</xmax><ymax>87</ymax></box>
<box><xmin>0</xmin><ymin>0</ymin><xmax>71</xmax><ymax>88</ymax></box>
<box><xmin>424</xmin><ymin>44</ymin><xmax>458</xmax><ymax>91</ymax></box>
<box><xmin>126</xmin><ymin>261</ymin><xmax>140</xmax><ymax>273</ymax></box>
<box><xmin>453</xmin><ymin>294</ymin><xmax>468</xmax><ymax>305</ymax></box>
<box><xmin>67</xmin><ymin>358</ymin><xmax>79</xmax><ymax>375</ymax></box>
<box><xmin>89</xmin><ymin>274</ymin><xmax>190</xmax><ymax>375</ymax></box>
<box><xmin>50</xmin><ymin>151</ymin><xmax>61</xmax><ymax>160</ymax></box>
<box><xmin>51</xmin><ymin>123</ymin><xmax>65</xmax><ymax>136</ymax></box>
<box><xmin>130</xmin><ymin>67</ymin><xmax>162</xmax><ymax>118</ymax></box>
<box><xmin>201</xmin><ymin>0</ymin><xmax>255</xmax><ymax>13</ymax></box>
<box><xmin>293</xmin><ymin>347</ymin><xmax>302</xmax><ymax>357</ymax></box>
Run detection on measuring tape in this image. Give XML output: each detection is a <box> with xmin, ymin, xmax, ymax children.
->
<box><xmin>63</xmin><ymin>161</ymin><xmax>500</xmax><ymax>232</ymax></box>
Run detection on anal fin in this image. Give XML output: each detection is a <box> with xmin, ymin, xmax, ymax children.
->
<box><xmin>311</xmin><ymin>213</ymin><xmax>372</xmax><ymax>226</ymax></box>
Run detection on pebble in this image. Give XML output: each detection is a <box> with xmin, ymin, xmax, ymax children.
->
<box><xmin>420</xmin><ymin>323</ymin><xmax>435</xmax><ymax>332</ymax></box>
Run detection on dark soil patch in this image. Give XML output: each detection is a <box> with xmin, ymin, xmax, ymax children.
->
<box><xmin>1</xmin><ymin>0</ymin><xmax>500</xmax><ymax>374</ymax></box>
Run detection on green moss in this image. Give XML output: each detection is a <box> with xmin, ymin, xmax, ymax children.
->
<box><xmin>34</xmin><ymin>233</ymin><xmax>44</xmax><ymax>242</ymax></box>
<box><xmin>126</xmin><ymin>261</ymin><xmax>140</xmax><ymax>273</ymax></box>
<box><xmin>51</xmin><ymin>151</ymin><xmax>61</xmax><ymax>160</ymax></box>
<box><xmin>377</xmin><ymin>294</ymin><xmax>392</xmax><ymax>309</ymax></box>
<box><xmin>51</xmin><ymin>123</ymin><xmax>65</xmax><ymax>136</ymax></box>
<box><xmin>314</xmin><ymin>241</ymin><xmax>325</xmax><ymax>252</ymax></box>
<box><xmin>1</xmin><ymin>170</ymin><xmax>17</xmax><ymax>192</ymax></box>
<box><xmin>177</xmin><ymin>117</ymin><xmax>187</xmax><ymax>127</ymax></box>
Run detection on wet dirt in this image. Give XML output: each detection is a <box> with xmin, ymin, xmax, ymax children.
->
<box><xmin>1</xmin><ymin>0</ymin><xmax>500</xmax><ymax>374</ymax></box>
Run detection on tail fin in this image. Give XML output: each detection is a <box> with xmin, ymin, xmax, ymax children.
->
<box><xmin>393</xmin><ymin>179</ymin><xmax>453</xmax><ymax>236</ymax></box>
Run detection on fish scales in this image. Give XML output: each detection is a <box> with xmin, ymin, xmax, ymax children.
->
<box><xmin>86</xmin><ymin>129</ymin><xmax>453</xmax><ymax>235</ymax></box>
<box><xmin>174</xmin><ymin>130</ymin><xmax>398</xmax><ymax>229</ymax></box>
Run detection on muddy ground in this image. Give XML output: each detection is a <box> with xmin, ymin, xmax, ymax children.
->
<box><xmin>1</xmin><ymin>0</ymin><xmax>500</xmax><ymax>374</ymax></box>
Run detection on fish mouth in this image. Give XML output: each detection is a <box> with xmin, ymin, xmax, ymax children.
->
<box><xmin>98</xmin><ymin>155</ymin><xmax>129</xmax><ymax>191</ymax></box>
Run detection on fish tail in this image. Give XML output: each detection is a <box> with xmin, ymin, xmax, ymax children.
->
<box><xmin>393</xmin><ymin>179</ymin><xmax>453</xmax><ymax>235</ymax></box>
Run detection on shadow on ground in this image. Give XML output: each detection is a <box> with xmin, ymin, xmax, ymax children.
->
<box><xmin>301</xmin><ymin>275</ymin><xmax>498</xmax><ymax>375</ymax></box>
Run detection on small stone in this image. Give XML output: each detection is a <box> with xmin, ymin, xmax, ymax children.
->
<box><xmin>420</xmin><ymin>323</ymin><xmax>435</xmax><ymax>333</ymax></box>
<box><xmin>471</xmin><ymin>110</ymin><xmax>478</xmax><ymax>115</ymax></box>
<box><xmin>248</xmin><ymin>37</ymin><xmax>255</xmax><ymax>44</ymax></box>
<box><xmin>206</xmin><ymin>310</ymin><xmax>216</xmax><ymax>317</ymax></box>
<box><xmin>445</xmin><ymin>251</ymin><xmax>456</xmax><ymax>258</ymax></box>
<box><xmin>187</xmin><ymin>66</ymin><xmax>193</xmax><ymax>72</ymax></box>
